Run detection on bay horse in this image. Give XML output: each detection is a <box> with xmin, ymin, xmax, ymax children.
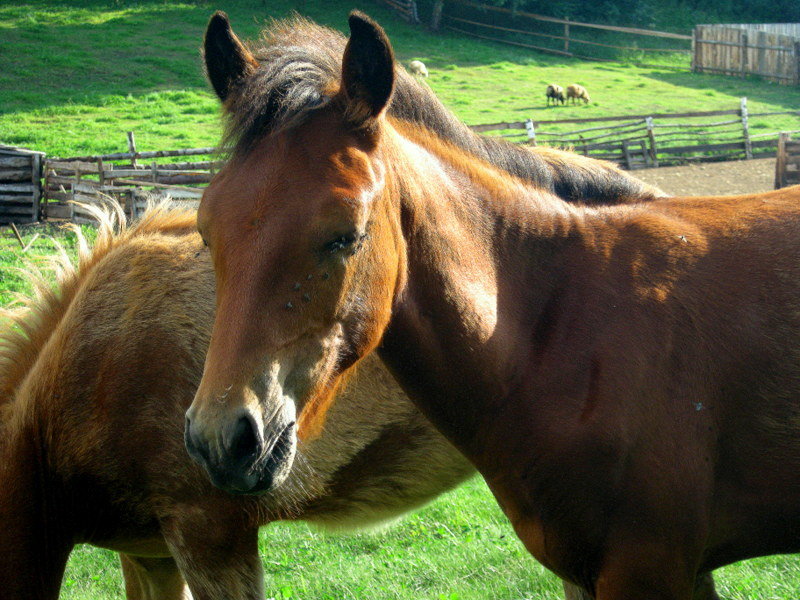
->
<box><xmin>0</xmin><ymin>204</ymin><xmax>474</xmax><ymax>598</ymax></box>
<box><xmin>0</xmin><ymin>17</ymin><xmax>669</xmax><ymax>599</ymax></box>
<box><xmin>189</xmin><ymin>9</ymin><xmax>800</xmax><ymax>600</ymax></box>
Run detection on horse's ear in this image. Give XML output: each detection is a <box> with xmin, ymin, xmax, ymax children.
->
<box><xmin>204</xmin><ymin>11</ymin><xmax>259</xmax><ymax>102</ymax></box>
<box><xmin>341</xmin><ymin>11</ymin><xmax>395</xmax><ymax>128</ymax></box>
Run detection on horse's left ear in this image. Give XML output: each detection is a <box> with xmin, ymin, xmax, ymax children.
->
<box><xmin>341</xmin><ymin>11</ymin><xmax>395</xmax><ymax>128</ymax></box>
<box><xmin>204</xmin><ymin>11</ymin><xmax>259</xmax><ymax>102</ymax></box>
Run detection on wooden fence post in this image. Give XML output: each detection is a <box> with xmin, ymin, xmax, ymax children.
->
<box><xmin>740</xmin><ymin>97</ymin><xmax>753</xmax><ymax>159</ymax></box>
<box><xmin>645</xmin><ymin>117</ymin><xmax>658</xmax><ymax>167</ymax></box>
<box><xmin>775</xmin><ymin>132</ymin><xmax>788</xmax><ymax>189</ymax></box>
<box><xmin>127</xmin><ymin>131</ymin><xmax>138</xmax><ymax>169</ymax></box>
<box><xmin>740</xmin><ymin>31</ymin><xmax>748</xmax><ymax>78</ymax></box>
<box><xmin>564</xmin><ymin>17</ymin><xmax>570</xmax><ymax>54</ymax></box>
<box><xmin>31</xmin><ymin>154</ymin><xmax>42</xmax><ymax>221</ymax></box>
<box><xmin>431</xmin><ymin>0</ymin><xmax>444</xmax><ymax>30</ymax></box>
<box><xmin>795</xmin><ymin>41</ymin><xmax>800</xmax><ymax>86</ymax></box>
<box><xmin>525</xmin><ymin>118</ymin><xmax>536</xmax><ymax>146</ymax></box>
<box><xmin>128</xmin><ymin>189</ymin><xmax>138</xmax><ymax>221</ymax></box>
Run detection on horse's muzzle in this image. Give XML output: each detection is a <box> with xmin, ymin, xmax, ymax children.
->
<box><xmin>184</xmin><ymin>411</ymin><xmax>296</xmax><ymax>495</ymax></box>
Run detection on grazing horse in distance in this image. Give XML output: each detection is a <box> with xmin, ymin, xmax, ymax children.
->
<box><xmin>190</xmin><ymin>9</ymin><xmax>800</xmax><ymax>600</ymax></box>
<box><xmin>0</xmin><ymin>204</ymin><xmax>474</xmax><ymax>599</ymax></box>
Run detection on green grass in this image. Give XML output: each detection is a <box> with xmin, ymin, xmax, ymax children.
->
<box><xmin>0</xmin><ymin>222</ymin><xmax>95</xmax><ymax>305</ymax></box>
<box><xmin>1</xmin><ymin>0</ymin><xmax>799</xmax><ymax>156</ymax></box>
<box><xmin>3</xmin><ymin>1</ymin><xmax>800</xmax><ymax>597</ymax></box>
<box><xmin>55</xmin><ymin>476</ymin><xmax>800</xmax><ymax>599</ymax></box>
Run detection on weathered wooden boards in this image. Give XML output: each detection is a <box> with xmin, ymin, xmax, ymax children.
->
<box><xmin>775</xmin><ymin>133</ymin><xmax>800</xmax><ymax>189</ymax></box>
<box><xmin>0</xmin><ymin>145</ymin><xmax>44</xmax><ymax>224</ymax></box>
<box><xmin>694</xmin><ymin>25</ymin><xmax>800</xmax><ymax>85</ymax></box>
<box><xmin>43</xmin><ymin>146</ymin><xmax>215</xmax><ymax>224</ymax></box>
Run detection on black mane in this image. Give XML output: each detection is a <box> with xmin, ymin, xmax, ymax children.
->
<box><xmin>220</xmin><ymin>16</ymin><xmax>663</xmax><ymax>205</ymax></box>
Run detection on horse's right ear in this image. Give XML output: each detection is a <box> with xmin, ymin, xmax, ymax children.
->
<box><xmin>203</xmin><ymin>11</ymin><xmax>258</xmax><ymax>102</ymax></box>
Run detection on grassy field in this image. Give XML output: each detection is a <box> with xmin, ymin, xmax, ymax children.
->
<box><xmin>2</xmin><ymin>0</ymin><xmax>800</xmax><ymax>157</ymax></box>
<box><xmin>3</xmin><ymin>0</ymin><xmax>800</xmax><ymax>598</ymax></box>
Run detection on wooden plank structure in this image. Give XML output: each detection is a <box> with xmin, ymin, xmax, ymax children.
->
<box><xmin>470</xmin><ymin>99</ymin><xmax>800</xmax><ymax>169</ymax></box>
<box><xmin>0</xmin><ymin>145</ymin><xmax>45</xmax><ymax>224</ymax></box>
<box><xmin>775</xmin><ymin>132</ymin><xmax>800</xmax><ymax>189</ymax></box>
<box><xmin>693</xmin><ymin>24</ymin><xmax>800</xmax><ymax>85</ymax></box>
<box><xmin>43</xmin><ymin>136</ymin><xmax>219</xmax><ymax>223</ymax></box>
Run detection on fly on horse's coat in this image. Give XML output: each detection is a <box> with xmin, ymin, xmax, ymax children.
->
<box><xmin>191</xmin><ymin>8</ymin><xmax>800</xmax><ymax>600</ymax></box>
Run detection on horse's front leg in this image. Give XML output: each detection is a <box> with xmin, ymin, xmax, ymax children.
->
<box><xmin>120</xmin><ymin>554</ymin><xmax>190</xmax><ymax>600</ymax></box>
<box><xmin>160</xmin><ymin>509</ymin><xmax>263</xmax><ymax>600</ymax></box>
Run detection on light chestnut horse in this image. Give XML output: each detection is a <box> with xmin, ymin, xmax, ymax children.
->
<box><xmin>0</xmin><ymin>204</ymin><xmax>474</xmax><ymax>599</ymax></box>
<box><xmin>189</xmin><ymin>9</ymin><xmax>800</xmax><ymax>600</ymax></box>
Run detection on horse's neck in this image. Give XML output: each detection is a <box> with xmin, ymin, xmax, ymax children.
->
<box><xmin>381</xmin><ymin>129</ymin><xmax>577</xmax><ymax>445</ymax></box>
<box><xmin>0</xmin><ymin>422</ymin><xmax>71</xmax><ymax>597</ymax></box>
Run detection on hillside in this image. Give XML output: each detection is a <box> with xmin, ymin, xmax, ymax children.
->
<box><xmin>1</xmin><ymin>0</ymin><xmax>799</xmax><ymax>157</ymax></box>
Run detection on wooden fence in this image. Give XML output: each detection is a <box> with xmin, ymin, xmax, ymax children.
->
<box><xmin>43</xmin><ymin>136</ymin><xmax>219</xmax><ymax>224</ymax></box>
<box><xmin>8</xmin><ymin>105</ymin><xmax>799</xmax><ymax>226</ymax></box>
<box><xmin>693</xmin><ymin>24</ymin><xmax>800</xmax><ymax>85</ymax></box>
<box><xmin>440</xmin><ymin>0</ymin><xmax>692</xmax><ymax>67</ymax></box>
<box><xmin>775</xmin><ymin>133</ymin><xmax>800</xmax><ymax>188</ymax></box>
<box><xmin>471</xmin><ymin>99</ymin><xmax>800</xmax><ymax>168</ymax></box>
<box><xmin>376</xmin><ymin>0</ymin><xmax>419</xmax><ymax>23</ymax></box>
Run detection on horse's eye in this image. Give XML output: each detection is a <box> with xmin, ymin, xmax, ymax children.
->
<box><xmin>324</xmin><ymin>232</ymin><xmax>358</xmax><ymax>254</ymax></box>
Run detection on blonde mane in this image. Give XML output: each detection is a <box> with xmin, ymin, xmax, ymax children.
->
<box><xmin>0</xmin><ymin>201</ymin><xmax>198</xmax><ymax>406</ymax></box>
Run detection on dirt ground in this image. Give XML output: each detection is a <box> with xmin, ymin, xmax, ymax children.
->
<box><xmin>633</xmin><ymin>157</ymin><xmax>776</xmax><ymax>197</ymax></box>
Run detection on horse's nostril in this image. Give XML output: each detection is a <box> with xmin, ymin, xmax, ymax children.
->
<box><xmin>228</xmin><ymin>414</ymin><xmax>260</xmax><ymax>462</ymax></box>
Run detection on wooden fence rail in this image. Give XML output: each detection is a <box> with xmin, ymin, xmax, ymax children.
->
<box><xmin>10</xmin><ymin>103</ymin><xmax>799</xmax><ymax>226</ymax></box>
<box><xmin>470</xmin><ymin>99</ymin><xmax>800</xmax><ymax>169</ymax></box>
<box><xmin>42</xmin><ymin>134</ymin><xmax>214</xmax><ymax>222</ymax></box>
<box><xmin>441</xmin><ymin>0</ymin><xmax>691</xmax><ymax>66</ymax></box>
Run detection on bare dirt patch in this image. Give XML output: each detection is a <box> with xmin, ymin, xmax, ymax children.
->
<box><xmin>633</xmin><ymin>157</ymin><xmax>776</xmax><ymax>197</ymax></box>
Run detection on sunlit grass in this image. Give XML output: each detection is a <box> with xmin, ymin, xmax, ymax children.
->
<box><xmin>1</xmin><ymin>0</ymin><xmax>799</xmax><ymax>157</ymax></box>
